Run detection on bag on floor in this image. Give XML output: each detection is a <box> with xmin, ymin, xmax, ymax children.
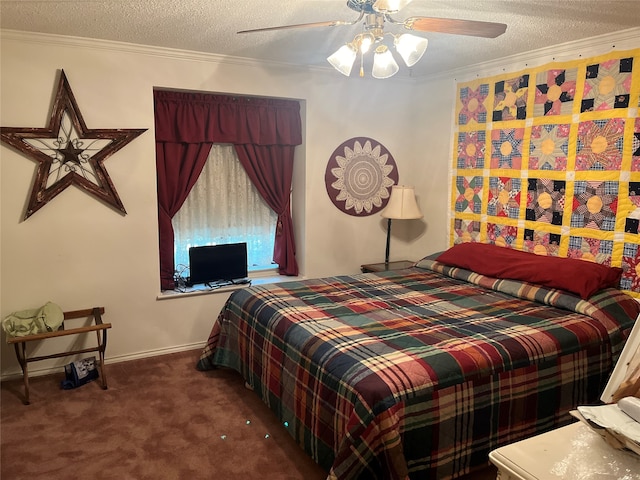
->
<box><xmin>61</xmin><ymin>356</ymin><xmax>99</xmax><ymax>390</ymax></box>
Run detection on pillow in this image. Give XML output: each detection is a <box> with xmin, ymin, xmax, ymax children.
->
<box><xmin>435</xmin><ymin>243</ymin><xmax>623</xmax><ymax>300</ymax></box>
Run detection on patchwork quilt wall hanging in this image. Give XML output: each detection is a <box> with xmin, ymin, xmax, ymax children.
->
<box><xmin>451</xmin><ymin>48</ymin><xmax>640</xmax><ymax>298</ymax></box>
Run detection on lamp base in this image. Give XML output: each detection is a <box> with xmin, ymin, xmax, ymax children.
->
<box><xmin>385</xmin><ymin>218</ymin><xmax>392</xmax><ymax>264</ymax></box>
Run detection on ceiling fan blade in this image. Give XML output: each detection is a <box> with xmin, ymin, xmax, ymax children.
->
<box><xmin>373</xmin><ymin>0</ymin><xmax>413</xmax><ymax>13</ymax></box>
<box><xmin>403</xmin><ymin>16</ymin><xmax>507</xmax><ymax>38</ymax></box>
<box><xmin>238</xmin><ymin>19</ymin><xmax>352</xmax><ymax>34</ymax></box>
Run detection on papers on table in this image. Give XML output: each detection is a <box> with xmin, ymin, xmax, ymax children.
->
<box><xmin>573</xmin><ymin>402</ymin><xmax>640</xmax><ymax>456</ymax></box>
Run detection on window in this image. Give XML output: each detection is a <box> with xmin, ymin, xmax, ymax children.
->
<box><xmin>172</xmin><ymin>144</ymin><xmax>277</xmax><ymax>276</ymax></box>
<box><xmin>154</xmin><ymin>89</ymin><xmax>301</xmax><ymax>290</ymax></box>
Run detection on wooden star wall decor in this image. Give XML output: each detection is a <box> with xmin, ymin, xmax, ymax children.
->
<box><xmin>0</xmin><ymin>69</ymin><xmax>147</xmax><ymax>220</ymax></box>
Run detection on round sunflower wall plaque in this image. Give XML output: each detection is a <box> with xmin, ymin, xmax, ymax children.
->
<box><xmin>324</xmin><ymin>137</ymin><xmax>398</xmax><ymax>216</ymax></box>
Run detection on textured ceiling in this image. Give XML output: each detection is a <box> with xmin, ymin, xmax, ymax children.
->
<box><xmin>1</xmin><ymin>0</ymin><xmax>640</xmax><ymax>78</ymax></box>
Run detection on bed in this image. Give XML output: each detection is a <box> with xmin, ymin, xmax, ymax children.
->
<box><xmin>197</xmin><ymin>243</ymin><xmax>640</xmax><ymax>480</ymax></box>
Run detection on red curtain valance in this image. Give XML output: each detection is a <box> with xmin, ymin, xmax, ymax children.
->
<box><xmin>154</xmin><ymin>90</ymin><xmax>302</xmax><ymax>146</ymax></box>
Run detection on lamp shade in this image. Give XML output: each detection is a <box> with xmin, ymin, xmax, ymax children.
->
<box><xmin>380</xmin><ymin>185</ymin><xmax>422</xmax><ymax>219</ymax></box>
<box><xmin>327</xmin><ymin>44</ymin><xmax>357</xmax><ymax>76</ymax></box>
<box><xmin>394</xmin><ymin>34</ymin><xmax>428</xmax><ymax>67</ymax></box>
<box><xmin>372</xmin><ymin>45</ymin><xmax>399</xmax><ymax>79</ymax></box>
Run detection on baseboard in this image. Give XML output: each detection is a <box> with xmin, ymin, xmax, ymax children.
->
<box><xmin>0</xmin><ymin>341</ymin><xmax>207</xmax><ymax>382</ymax></box>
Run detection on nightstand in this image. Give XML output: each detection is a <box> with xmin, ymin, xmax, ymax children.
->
<box><xmin>361</xmin><ymin>260</ymin><xmax>415</xmax><ymax>273</ymax></box>
<box><xmin>489</xmin><ymin>422</ymin><xmax>640</xmax><ymax>480</ymax></box>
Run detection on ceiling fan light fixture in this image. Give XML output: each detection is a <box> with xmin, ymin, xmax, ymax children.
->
<box><xmin>394</xmin><ymin>33</ymin><xmax>428</xmax><ymax>67</ymax></box>
<box><xmin>372</xmin><ymin>45</ymin><xmax>399</xmax><ymax>79</ymax></box>
<box><xmin>240</xmin><ymin>0</ymin><xmax>507</xmax><ymax>79</ymax></box>
<box><xmin>327</xmin><ymin>43</ymin><xmax>358</xmax><ymax>76</ymax></box>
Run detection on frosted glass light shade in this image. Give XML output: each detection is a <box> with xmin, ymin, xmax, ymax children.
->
<box><xmin>394</xmin><ymin>34</ymin><xmax>428</xmax><ymax>67</ymax></box>
<box><xmin>327</xmin><ymin>44</ymin><xmax>357</xmax><ymax>76</ymax></box>
<box><xmin>372</xmin><ymin>45</ymin><xmax>399</xmax><ymax>79</ymax></box>
<box><xmin>380</xmin><ymin>186</ymin><xmax>423</xmax><ymax>219</ymax></box>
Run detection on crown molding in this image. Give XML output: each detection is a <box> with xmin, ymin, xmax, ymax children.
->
<box><xmin>7</xmin><ymin>28</ymin><xmax>632</xmax><ymax>85</ymax></box>
<box><xmin>0</xmin><ymin>29</ymin><xmax>420</xmax><ymax>84</ymax></box>
<box><xmin>0</xmin><ymin>29</ymin><xmax>332</xmax><ymax>75</ymax></box>
<box><xmin>422</xmin><ymin>27</ymin><xmax>640</xmax><ymax>83</ymax></box>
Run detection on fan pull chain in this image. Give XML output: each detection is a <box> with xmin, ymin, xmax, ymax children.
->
<box><xmin>360</xmin><ymin>51</ymin><xmax>364</xmax><ymax>77</ymax></box>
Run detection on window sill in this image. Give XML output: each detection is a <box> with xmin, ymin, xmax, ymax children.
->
<box><xmin>156</xmin><ymin>272</ymin><xmax>297</xmax><ymax>301</ymax></box>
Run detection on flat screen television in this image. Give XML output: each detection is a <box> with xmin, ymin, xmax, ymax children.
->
<box><xmin>188</xmin><ymin>242</ymin><xmax>248</xmax><ymax>286</ymax></box>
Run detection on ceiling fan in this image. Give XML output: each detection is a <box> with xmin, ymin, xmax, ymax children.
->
<box><xmin>238</xmin><ymin>0</ymin><xmax>507</xmax><ymax>78</ymax></box>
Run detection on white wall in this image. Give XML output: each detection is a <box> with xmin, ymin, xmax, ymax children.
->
<box><xmin>0</xmin><ymin>31</ymin><xmax>434</xmax><ymax>378</ymax></box>
<box><xmin>2</xmin><ymin>28</ymin><xmax>637</xmax><ymax>379</ymax></box>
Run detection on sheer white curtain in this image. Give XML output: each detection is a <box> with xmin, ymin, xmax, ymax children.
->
<box><xmin>172</xmin><ymin>144</ymin><xmax>277</xmax><ymax>273</ymax></box>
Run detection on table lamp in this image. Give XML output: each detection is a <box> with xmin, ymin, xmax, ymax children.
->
<box><xmin>380</xmin><ymin>185</ymin><xmax>422</xmax><ymax>265</ymax></box>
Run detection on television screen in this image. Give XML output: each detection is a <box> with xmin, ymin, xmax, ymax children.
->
<box><xmin>188</xmin><ymin>243</ymin><xmax>248</xmax><ymax>286</ymax></box>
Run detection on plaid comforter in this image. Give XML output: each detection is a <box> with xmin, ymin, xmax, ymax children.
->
<box><xmin>197</xmin><ymin>259</ymin><xmax>640</xmax><ymax>479</ymax></box>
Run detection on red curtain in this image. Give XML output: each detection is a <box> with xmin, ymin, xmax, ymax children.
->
<box><xmin>235</xmin><ymin>144</ymin><xmax>298</xmax><ymax>275</ymax></box>
<box><xmin>154</xmin><ymin>90</ymin><xmax>302</xmax><ymax>290</ymax></box>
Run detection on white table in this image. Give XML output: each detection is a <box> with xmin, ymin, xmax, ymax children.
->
<box><xmin>489</xmin><ymin>422</ymin><xmax>640</xmax><ymax>480</ymax></box>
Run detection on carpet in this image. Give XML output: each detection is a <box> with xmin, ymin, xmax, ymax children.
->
<box><xmin>1</xmin><ymin>349</ymin><xmax>497</xmax><ymax>480</ymax></box>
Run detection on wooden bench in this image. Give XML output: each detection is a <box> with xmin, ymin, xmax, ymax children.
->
<box><xmin>6</xmin><ymin>307</ymin><xmax>111</xmax><ymax>405</ymax></box>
